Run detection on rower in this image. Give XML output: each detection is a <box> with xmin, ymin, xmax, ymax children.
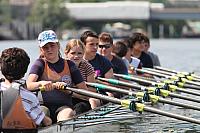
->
<box><xmin>129</xmin><ymin>32</ymin><xmax>153</xmax><ymax>68</ymax></box>
<box><xmin>98</xmin><ymin>32</ymin><xmax>128</xmax><ymax>98</ymax></box>
<box><xmin>64</xmin><ymin>39</ymin><xmax>100</xmax><ymax>114</ymax></box>
<box><xmin>0</xmin><ymin>47</ymin><xmax>52</xmax><ymax>131</ymax></box>
<box><xmin>80</xmin><ymin>30</ymin><xmax>114</xmax><ymax>99</ymax></box>
<box><xmin>143</xmin><ymin>35</ymin><xmax>161</xmax><ymax>66</ymax></box>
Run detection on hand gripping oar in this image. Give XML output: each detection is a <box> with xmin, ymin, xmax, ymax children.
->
<box><xmin>154</xmin><ymin>66</ymin><xmax>200</xmax><ymax>80</ymax></box>
<box><xmin>135</xmin><ymin>69</ymin><xmax>200</xmax><ymax>87</ymax></box>
<box><xmin>97</xmin><ymin>77</ymin><xmax>200</xmax><ymax>103</ymax></box>
<box><xmin>144</xmin><ymin>67</ymin><xmax>200</xmax><ymax>83</ymax></box>
<box><xmin>114</xmin><ymin>73</ymin><xmax>200</xmax><ymax>97</ymax></box>
<box><xmin>62</xmin><ymin>86</ymin><xmax>200</xmax><ymax>125</ymax></box>
<box><xmin>86</xmin><ymin>82</ymin><xmax>200</xmax><ymax>112</ymax></box>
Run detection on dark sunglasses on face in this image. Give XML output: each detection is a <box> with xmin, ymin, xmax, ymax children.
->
<box><xmin>98</xmin><ymin>44</ymin><xmax>111</xmax><ymax>49</ymax></box>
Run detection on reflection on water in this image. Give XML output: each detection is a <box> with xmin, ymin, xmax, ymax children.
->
<box><xmin>1</xmin><ymin>39</ymin><xmax>200</xmax><ymax>132</ymax></box>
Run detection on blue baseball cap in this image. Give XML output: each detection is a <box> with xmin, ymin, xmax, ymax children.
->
<box><xmin>38</xmin><ymin>30</ymin><xmax>59</xmax><ymax>47</ymax></box>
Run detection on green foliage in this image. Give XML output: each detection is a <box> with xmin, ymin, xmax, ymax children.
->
<box><xmin>70</xmin><ymin>0</ymin><xmax>99</xmax><ymax>2</ymax></box>
<box><xmin>149</xmin><ymin>0</ymin><xmax>167</xmax><ymax>3</ymax></box>
<box><xmin>0</xmin><ymin>0</ymin><xmax>11</xmax><ymax>24</ymax></box>
<box><xmin>70</xmin><ymin>0</ymin><xmax>123</xmax><ymax>3</ymax></box>
<box><xmin>28</xmin><ymin>0</ymin><xmax>74</xmax><ymax>30</ymax></box>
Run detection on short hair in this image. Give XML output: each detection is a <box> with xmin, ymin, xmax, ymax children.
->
<box><xmin>122</xmin><ymin>38</ymin><xmax>132</xmax><ymax>49</ymax></box>
<box><xmin>0</xmin><ymin>47</ymin><xmax>30</xmax><ymax>82</ymax></box>
<box><xmin>65</xmin><ymin>39</ymin><xmax>85</xmax><ymax>54</ymax></box>
<box><xmin>80</xmin><ymin>30</ymin><xmax>98</xmax><ymax>45</ymax></box>
<box><xmin>143</xmin><ymin>35</ymin><xmax>150</xmax><ymax>45</ymax></box>
<box><xmin>112</xmin><ymin>41</ymin><xmax>128</xmax><ymax>57</ymax></box>
<box><xmin>129</xmin><ymin>32</ymin><xmax>145</xmax><ymax>48</ymax></box>
<box><xmin>99</xmin><ymin>32</ymin><xmax>113</xmax><ymax>44</ymax></box>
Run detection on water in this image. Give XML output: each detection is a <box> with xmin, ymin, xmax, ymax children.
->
<box><xmin>150</xmin><ymin>39</ymin><xmax>200</xmax><ymax>74</ymax></box>
<box><xmin>1</xmin><ymin>39</ymin><xmax>200</xmax><ymax>77</ymax></box>
<box><xmin>1</xmin><ymin>39</ymin><xmax>200</xmax><ymax>132</ymax></box>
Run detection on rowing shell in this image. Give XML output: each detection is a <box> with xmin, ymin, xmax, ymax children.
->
<box><xmin>38</xmin><ymin>101</ymin><xmax>134</xmax><ymax>133</ymax></box>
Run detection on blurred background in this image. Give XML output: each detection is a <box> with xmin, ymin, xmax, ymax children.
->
<box><xmin>1</xmin><ymin>0</ymin><xmax>200</xmax><ymax>74</ymax></box>
<box><xmin>1</xmin><ymin>0</ymin><xmax>200</xmax><ymax>40</ymax></box>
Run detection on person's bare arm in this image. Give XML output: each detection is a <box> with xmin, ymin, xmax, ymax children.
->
<box><xmin>42</xmin><ymin>116</ymin><xmax>52</xmax><ymax>126</ymax></box>
<box><xmin>87</xmin><ymin>73</ymin><xmax>95</xmax><ymax>83</ymax></box>
<box><xmin>86</xmin><ymin>73</ymin><xmax>97</xmax><ymax>92</ymax></box>
<box><xmin>27</xmin><ymin>74</ymin><xmax>54</xmax><ymax>91</ymax></box>
<box><xmin>104</xmin><ymin>68</ymin><xmax>114</xmax><ymax>79</ymax></box>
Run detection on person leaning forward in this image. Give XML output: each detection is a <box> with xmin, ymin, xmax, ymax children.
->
<box><xmin>0</xmin><ymin>47</ymin><xmax>52</xmax><ymax>131</ymax></box>
<box><xmin>26</xmin><ymin>30</ymin><xmax>98</xmax><ymax>123</ymax></box>
<box><xmin>64</xmin><ymin>39</ymin><xmax>100</xmax><ymax>114</ymax></box>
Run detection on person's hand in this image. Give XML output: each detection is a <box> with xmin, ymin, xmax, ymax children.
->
<box><xmin>42</xmin><ymin>116</ymin><xmax>52</xmax><ymax>126</ymax></box>
<box><xmin>54</xmin><ymin>82</ymin><xmax>66</xmax><ymax>90</ymax></box>
<box><xmin>39</xmin><ymin>81</ymin><xmax>54</xmax><ymax>91</ymax></box>
<box><xmin>54</xmin><ymin>82</ymin><xmax>73</xmax><ymax>95</ymax></box>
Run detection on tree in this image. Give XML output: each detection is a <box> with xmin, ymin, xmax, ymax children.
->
<box><xmin>28</xmin><ymin>0</ymin><xmax>74</xmax><ymax>31</ymax></box>
<box><xmin>0</xmin><ymin>0</ymin><xmax>11</xmax><ymax>24</ymax></box>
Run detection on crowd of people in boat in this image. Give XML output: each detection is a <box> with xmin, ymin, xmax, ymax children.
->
<box><xmin>0</xmin><ymin>29</ymin><xmax>160</xmax><ymax>130</ymax></box>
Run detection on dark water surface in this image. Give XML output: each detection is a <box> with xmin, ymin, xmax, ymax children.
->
<box><xmin>1</xmin><ymin>39</ymin><xmax>200</xmax><ymax>132</ymax></box>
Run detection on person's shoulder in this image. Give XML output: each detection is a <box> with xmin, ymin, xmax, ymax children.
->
<box><xmin>0</xmin><ymin>82</ymin><xmax>9</xmax><ymax>91</ymax></box>
<box><xmin>33</xmin><ymin>58</ymin><xmax>45</xmax><ymax>66</ymax></box>
<box><xmin>81</xmin><ymin>59</ymin><xmax>88</xmax><ymax>64</ymax></box>
<box><xmin>147</xmin><ymin>51</ymin><xmax>158</xmax><ymax>57</ymax></box>
<box><xmin>66</xmin><ymin>59</ymin><xmax>76</xmax><ymax>66</ymax></box>
<box><xmin>112</xmin><ymin>55</ymin><xmax>124</xmax><ymax>63</ymax></box>
<box><xmin>81</xmin><ymin>59</ymin><xmax>93</xmax><ymax>67</ymax></box>
<box><xmin>142</xmin><ymin>51</ymin><xmax>152</xmax><ymax>58</ymax></box>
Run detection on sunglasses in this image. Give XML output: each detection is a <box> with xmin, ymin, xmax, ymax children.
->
<box><xmin>98</xmin><ymin>44</ymin><xmax>111</xmax><ymax>49</ymax></box>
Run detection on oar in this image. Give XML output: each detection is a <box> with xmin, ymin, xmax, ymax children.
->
<box><xmin>154</xmin><ymin>66</ymin><xmax>200</xmax><ymax>79</ymax></box>
<box><xmin>86</xmin><ymin>82</ymin><xmax>200</xmax><ymax>112</ymax></box>
<box><xmin>154</xmin><ymin>66</ymin><xmax>178</xmax><ymax>74</ymax></box>
<box><xmin>136</xmin><ymin>68</ymin><xmax>200</xmax><ymax>87</ymax></box>
<box><xmin>144</xmin><ymin>67</ymin><xmax>200</xmax><ymax>83</ymax></box>
<box><xmin>114</xmin><ymin>73</ymin><xmax>200</xmax><ymax>97</ymax></box>
<box><xmin>162</xmin><ymin>79</ymin><xmax>200</xmax><ymax>91</ymax></box>
<box><xmin>144</xmin><ymin>67</ymin><xmax>173</xmax><ymax>76</ymax></box>
<box><xmin>97</xmin><ymin>77</ymin><xmax>200</xmax><ymax>103</ymax></box>
<box><xmin>131</xmin><ymin>74</ymin><xmax>157</xmax><ymax>82</ymax></box>
<box><xmin>136</xmin><ymin>68</ymin><xmax>169</xmax><ymax>78</ymax></box>
<box><xmin>63</xmin><ymin>86</ymin><xmax>200</xmax><ymax>125</ymax></box>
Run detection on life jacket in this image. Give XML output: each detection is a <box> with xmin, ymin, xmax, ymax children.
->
<box><xmin>41</xmin><ymin>59</ymin><xmax>72</xmax><ymax>85</ymax></box>
<box><xmin>0</xmin><ymin>82</ymin><xmax>36</xmax><ymax>129</ymax></box>
<box><xmin>40</xmin><ymin>59</ymin><xmax>73</xmax><ymax>105</ymax></box>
